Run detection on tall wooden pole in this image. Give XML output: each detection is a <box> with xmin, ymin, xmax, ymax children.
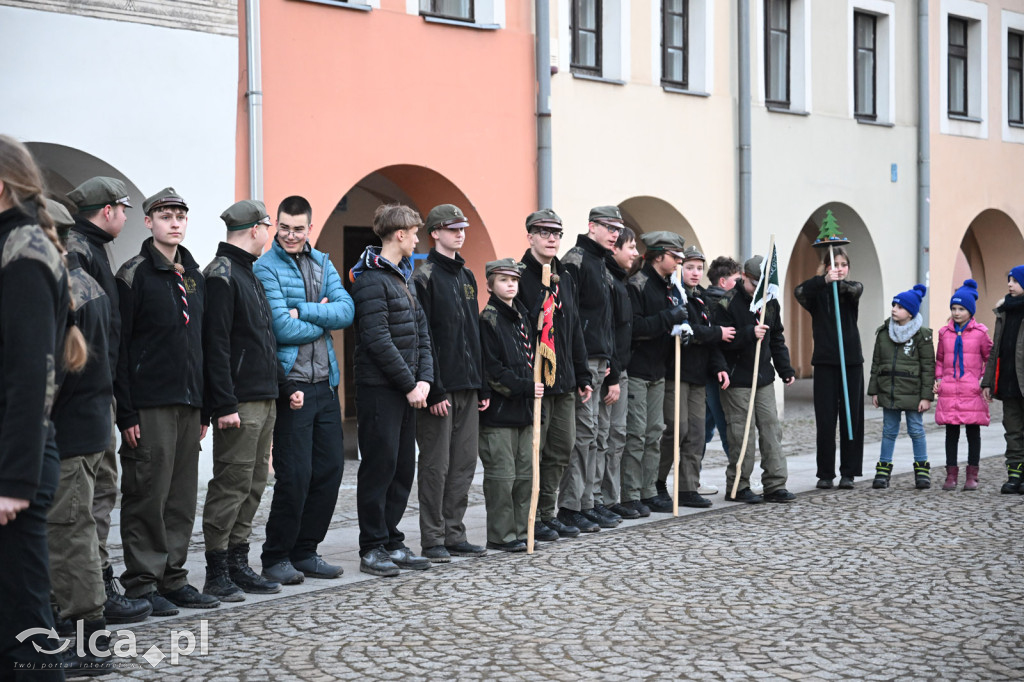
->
<box><xmin>672</xmin><ymin>264</ymin><xmax>683</xmax><ymax>516</ymax></box>
<box><xmin>527</xmin><ymin>264</ymin><xmax>551</xmax><ymax>554</ymax></box>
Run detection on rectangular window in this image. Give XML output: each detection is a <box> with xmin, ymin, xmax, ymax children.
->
<box><xmin>948</xmin><ymin>16</ymin><xmax>969</xmax><ymax>116</ymax></box>
<box><xmin>1010</xmin><ymin>31</ymin><xmax>1024</xmax><ymax>124</ymax></box>
<box><xmin>571</xmin><ymin>0</ymin><xmax>602</xmax><ymax>75</ymax></box>
<box><xmin>765</xmin><ymin>0</ymin><xmax>790</xmax><ymax>106</ymax></box>
<box><xmin>421</xmin><ymin>0</ymin><xmax>473</xmax><ymax>21</ymax></box>
<box><xmin>854</xmin><ymin>12</ymin><xmax>876</xmax><ymax>119</ymax></box>
<box><xmin>662</xmin><ymin>0</ymin><xmax>688</xmax><ymax>87</ymax></box>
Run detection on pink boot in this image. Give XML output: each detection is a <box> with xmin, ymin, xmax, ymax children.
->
<box><xmin>942</xmin><ymin>466</ymin><xmax>959</xmax><ymax>491</ymax></box>
<box><xmin>963</xmin><ymin>465</ymin><xmax>979</xmax><ymax>491</ymax></box>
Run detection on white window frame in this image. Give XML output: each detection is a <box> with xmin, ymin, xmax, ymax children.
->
<box><xmin>1002</xmin><ymin>9</ymin><xmax>1024</xmax><ymax>144</ymax></box>
<box><xmin>757</xmin><ymin>0</ymin><xmax>811</xmax><ymax>113</ymax></box>
<box><xmin>409</xmin><ymin>0</ymin><xmax>505</xmax><ymax>28</ymax></box>
<box><xmin>848</xmin><ymin>0</ymin><xmax>894</xmax><ymax>125</ymax></box>
<box><xmin>651</xmin><ymin>0</ymin><xmax>714</xmax><ymax>95</ymax></box>
<box><xmin>940</xmin><ymin>0</ymin><xmax>988</xmax><ymax>139</ymax></box>
<box><xmin>558</xmin><ymin>0</ymin><xmax>630</xmax><ymax>82</ymax></box>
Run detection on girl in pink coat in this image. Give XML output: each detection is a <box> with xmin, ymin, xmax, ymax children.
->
<box><xmin>934</xmin><ymin>279</ymin><xmax>993</xmax><ymax>491</ymax></box>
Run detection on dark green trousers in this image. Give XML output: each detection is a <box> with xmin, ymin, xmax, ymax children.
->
<box><xmin>537</xmin><ymin>392</ymin><xmax>576</xmax><ymax>520</ymax></box>
<box><xmin>479</xmin><ymin>424</ymin><xmax>533</xmax><ymax>544</ymax></box>
<box><xmin>659</xmin><ymin>381</ymin><xmax>706</xmax><ymax>492</ymax></box>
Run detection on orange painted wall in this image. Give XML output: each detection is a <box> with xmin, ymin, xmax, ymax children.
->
<box><xmin>235</xmin><ymin>0</ymin><xmax>538</xmax><ymax>267</ymax></box>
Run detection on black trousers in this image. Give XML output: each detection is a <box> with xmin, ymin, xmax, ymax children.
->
<box><xmin>813</xmin><ymin>364</ymin><xmax>865</xmax><ymax>479</ymax></box>
<box><xmin>0</xmin><ymin>439</ymin><xmax>64</xmax><ymax>681</ymax></box>
<box><xmin>261</xmin><ymin>381</ymin><xmax>344</xmax><ymax>567</ymax></box>
<box><xmin>945</xmin><ymin>424</ymin><xmax>981</xmax><ymax>467</ymax></box>
<box><xmin>356</xmin><ymin>385</ymin><xmax>416</xmax><ymax>555</ymax></box>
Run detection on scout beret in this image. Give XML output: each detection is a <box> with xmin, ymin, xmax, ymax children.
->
<box><xmin>220</xmin><ymin>199</ymin><xmax>270</xmax><ymax>231</ymax></box>
<box><xmin>640</xmin><ymin>231</ymin><xmax>685</xmax><ymax>258</ymax></box>
<box><xmin>425</xmin><ymin>204</ymin><xmax>470</xmax><ymax>232</ymax></box>
<box><xmin>588</xmin><ymin>205</ymin><xmax>624</xmax><ymax>229</ymax></box>
<box><xmin>485</xmin><ymin>258</ymin><xmax>526</xmax><ymax>279</ymax></box>
<box><xmin>525</xmin><ymin>208</ymin><xmax>563</xmax><ymax>231</ymax></box>
<box><xmin>143</xmin><ymin>187</ymin><xmax>188</xmax><ymax>214</ymax></box>
<box><xmin>66</xmin><ymin>177</ymin><xmax>132</xmax><ymax>212</ymax></box>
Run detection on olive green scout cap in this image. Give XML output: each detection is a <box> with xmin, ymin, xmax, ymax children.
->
<box><xmin>143</xmin><ymin>187</ymin><xmax>188</xmax><ymax>214</ymax></box>
<box><xmin>588</xmin><ymin>205</ymin><xmax>624</xmax><ymax>229</ymax></box>
<box><xmin>221</xmin><ymin>199</ymin><xmax>270</xmax><ymax>231</ymax></box>
<box><xmin>682</xmin><ymin>245</ymin><xmax>705</xmax><ymax>262</ymax></box>
<box><xmin>640</xmin><ymin>231</ymin><xmax>685</xmax><ymax>258</ymax></box>
<box><xmin>425</xmin><ymin>204</ymin><xmax>470</xmax><ymax>232</ymax></box>
<box><xmin>46</xmin><ymin>199</ymin><xmax>75</xmax><ymax>229</ymax></box>
<box><xmin>744</xmin><ymin>255</ymin><xmax>764</xmax><ymax>279</ymax></box>
<box><xmin>66</xmin><ymin>177</ymin><xmax>133</xmax><ymax>212</ymax></box>
<box><xmin>525</xmin><ymin>208</ymin><xmax>563</xmax><ymax>231</ymax></box>
<box><xmin>485</xmin><ymin>258</ymin><xmax>525</xmax><ymax>279</ymax></box>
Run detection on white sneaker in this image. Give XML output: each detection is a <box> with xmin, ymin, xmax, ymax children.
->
<box><xmin>697</xmin><ymin>480</ymin><xmax>719</xmax><ymax>495</ymax></box>
<box><xmin>750</xmin><ymin>480</ymin><xmax>764</xmax><ymax>495</ymax></box>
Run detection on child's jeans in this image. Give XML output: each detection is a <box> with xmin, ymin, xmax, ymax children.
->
<box><xmin>880</xmin><ymin>408</ymin><xmax>928</xmax><ymax>464</ymax></box>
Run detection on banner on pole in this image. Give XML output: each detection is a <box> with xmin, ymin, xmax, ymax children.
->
<box><xmin>749</xmin><ymin>244</ymin><xmax>780</xmax><ymax>314</ymax></box>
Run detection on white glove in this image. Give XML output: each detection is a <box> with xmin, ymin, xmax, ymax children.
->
<box><xmin>671</xmin><ymin>322</ymin><xmax>694</xmax><ymax>338</ymax></box>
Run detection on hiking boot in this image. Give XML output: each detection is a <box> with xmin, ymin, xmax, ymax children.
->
<box><xmin>581</xmin><ymin>507</ymin><xmax>619</xmax><ymax>528</ymax></box>
<box><xmin>162</xmin><ymin>584</ymin><xmax>220</xmax><ymax>609</ymax></box>
<box><xmin>622</xmin><ymin>499</ymin><xmax>651</xmax><ymax>517</ymax></box>
<box><xmin>963</xmin><ymin>464</ymin><xmax>979</xmax><ymax>491</ymax></box>
<box><xmin>558</xmin><ymin>507</ymin><xmax>599</xmax><ymax>532</ymax></box>
<box><xmin>678</xmin><ymin>491</ymin><xmax>712</xmax><ymax>508</ymax></box>
<box><xmin>533</xmin><ymin>520</ymin><xmax>559</xmax><ymax>542</ymax></box>
<box><xmin>872</xmin><ymin>462</ymin><xmax>893</xmax><ymax>489</ymax></box>
<box><xmin>608</xmin><ymin>502</ymin><xmax>640</xmax><ymax>520</ymax></box>
<box><xmin>228</xmin><ymin>544</ymin><xmax>282</xmax><ymax>594</ymax></box>
<box><xmin>593</xmin><ymin>504</ymin><xmax>623</xmax><ymax>525</ymax></box>
<box><xmin>543</xmin><ymin>516</ymin><xmax>580</xmax><ymax>538</ymax></box>
<box><xmin>203</xmin><ymin>550</ymin><xmax>244</xmax><ymax>602</ymax></box>
<box><xmin>942</xmin><ymin>465</ymin><xmax>959</xmax><ymax>491</ymax></box>
<box><xmin>914</xmin><ymin>461</ymin><xmax>931</xmax><ymax>489</ymax></box>
<box><xmin>724</xmin><ymin>487</ymin><xmax>763</xmax><ymax>504</ymax></box>
<box><xmin>1000</xmin><ymin>463</ymin><xmax>1023</xmax><ymax>494</ymax></box>
<box><xmin>102</xmin><ymin>565</ymin><xmax>152</xmax><ymax>624</ymax></box>
<box><xmin>763</xmin><ymin>488</ymin><xmax>796</xmax><ymax>503</ymax></box>
<box><xmin>641</xmin><ymin>495</ymin><xmax>673</xmax><ymax>513</ymax></box>
<box><xmin>141</xmin><ymin>592</ymin><xmax>179</xmax><ymax>617</ymax></box>
<box><xmin>655</xmin><ymin>480</ymin><xmax>672</xmax><ymax>505</ymax></box>
<box><xmin>445</xmin><ymin>541</ymin><xmax>487</xmax><ymax>557</ymax></box>
<box><xmin>62</xmin><ymin>618</ymin><xmax>113</xmax><ymax>677</ymax></box>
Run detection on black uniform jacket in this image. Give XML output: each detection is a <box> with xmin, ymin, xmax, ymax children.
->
<box><xmin>562</xmin><ymin>235</ymin><xmax>615</xmax><ymax>365</ymax></box>
<box><xmin>114</xmin><ymin>238</ymin><xmax>205</xmax><ymax>431</ymax></box>
<box><xmin>479</xmin><ymin>294</ymin><xmax>535</xmax><ymax>428</ymax></box>
<box><xmin>606</xmin><ymin>253</ymin><xmax>632</xmax><ymax>384</ymax></box>
<box><xmin>627</xmin><ymin>262</ymin><xmax>679</xmax><ymax>382</ymax></box>
<box><xmin>794</xmin><ymin>274</ymin><xmax>864</xmax><ymax>366</ymax></box>
<box><xmin>66</xmin><ymin>216</ymin><xmax>120</xmax><ymax>378</ymax></box>
<box><xmin>666</xmin><ymin>285</ymin><xmax>728</xmax><ymax>385</ymax></box>
<box><xmin>716</xmin><ymin>286</ymin><xmax>795</xmax><ymax>389</ymax></box>
<box><xmin>410</xmin><ymin>249</ymin><xmax>485</xmax><ymax>406</ymax></box>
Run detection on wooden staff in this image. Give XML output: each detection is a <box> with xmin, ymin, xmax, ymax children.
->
<box><xmin>730</xmin><ymin>235</ymin><xmax>775</xmax><ymax>500</ymax></box>
<box><xmin>672</xmin><ymin>264</ymin><xmax>682</xmax><ymax>516</ymax></box>
<box><xmin>527</xmin><ymin>263</ymin><xmax>551</xmax><ymax>554</ymax></box>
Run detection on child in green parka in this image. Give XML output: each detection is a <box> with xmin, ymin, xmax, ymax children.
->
<box><xmin>867</xmin><ymin>284</ymin><xmax>936</xmax><ymax>490</ymax></box>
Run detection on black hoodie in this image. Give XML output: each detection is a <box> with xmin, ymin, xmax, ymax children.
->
<box><xmin>479</xmin><ymin>294</ymin><xmax>535</xmax><ymax>428</ymax></box>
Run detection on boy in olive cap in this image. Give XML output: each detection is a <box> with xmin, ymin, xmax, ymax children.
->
<box><xmin>114</xmin><ymin>187</ymin><xmax>215</xmax><ymax>614</ymax></box>
<box><xmin>983</xmin><ymin>266</ymin><xmax>1024</xmax><ymax>493</ymax></box>
<box><xmin>410</xmin><ymin>204</ymin><xmax>487</xmax><ymax>562</ymax></box>
<box><xmin>478</xmin><ymin>258</ymin><xmax>545</xmax><ymax>551</ymax></box>
<box><xmin>200</xmin><ymin>200</ymin><xmax>306</xmax><ymax>601</ymax></box>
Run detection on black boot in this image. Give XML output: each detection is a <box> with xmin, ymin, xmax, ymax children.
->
<box><xmin>203</xmin><ymin>550</ymin><xmax>244</xmax><ymax>602</ymax></box>
<box><xmin>655</xmin><ymin>479</ymin><xmax>671</xmax><ymax>504</ymax></box>
<box><xmin>914</xmin><ymin>461</ymin><xmax>931</xmax><ymax>490</ymax></box>
<box><xmin>62</xmin><ymin>618</ymin><xmax>114</xmax><ymax>677</ymax></box>
<box><xmin>872</xmin><ymin>462</ymin><xmax>893</xmax><ymax>489</ymax></box>
<box><xmin>1001</xmin><ymin>463</ymin><xmax>1023</xmax><ymax>494</ymax></box>
<box><xmin>228</xmin><ymin>544</ymin><xmax>282</xmax><ymax>594</ymax></box>
<box><xmin>102</xmin><ymin>565</ymin><xmax>152</xmax><ymax>624</ymax></box>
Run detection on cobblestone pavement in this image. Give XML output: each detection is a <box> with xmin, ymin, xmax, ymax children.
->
<box><xmin>103</xmin><ymin>463</ymin><xmax>1024</xmax><ymax>681</ymax></box>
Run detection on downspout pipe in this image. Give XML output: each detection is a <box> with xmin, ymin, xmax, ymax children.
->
<box><xmin>246</xmin><ymin>0</ymin><xmax>264</xmax><ymax>201</ymax></box>
<box><xmin>917</xmin><ymin>0</ymin><xmax>930</xmax><ymax>324</ymax></box>
<box><xmin>738</xmin><ymin>0</ymin><xmax>752</xmax><ymax>258</ymax></box>
<box><xmin>536</xmin><ymin>0</ymin><xmax>553</xmax><ymax>210</ymax></box>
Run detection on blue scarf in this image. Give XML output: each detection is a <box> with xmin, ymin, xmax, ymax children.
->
<box><xmin>952</xmin><ymin>320</ymin><xmax>969</xmax><ymax>378</ymax></box>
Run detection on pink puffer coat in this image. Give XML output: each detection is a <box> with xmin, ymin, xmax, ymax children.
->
<box><xmin>935</xmin><ymin>318</ymin><xmax>993</xmax><ymax>425</ymax></box>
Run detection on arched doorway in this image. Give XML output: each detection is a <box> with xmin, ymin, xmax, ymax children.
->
<box><xmin>957</xmin><ymin>209</ymin><xmax>1024</xmax><ymax>332</ymax></box>
<box><xmin>314</xmin><ymin>164</ymin><xmax>496</xmax><ymax>424</ymax></box>
<box><xmin>26</xmin><ymin>142</ymin><xmax>147</xmax><ymax>267</ymax></box>
<box><xmin>784</xmin><ymin>203</ymin><xmax>883</xmax><ymax>378</ymax></box>
<box><xmin>618</xmin><ymin>196</ymin><xmax>702</xmax><ymax>260</ymax></box>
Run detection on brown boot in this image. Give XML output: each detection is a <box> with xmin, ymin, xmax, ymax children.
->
<box><xmin>963</xmin><ymin>465</ymin><xmax>979</xmax><ymax>491</ymax></box>
<box><xmin>942</xmin><ymin>466</ymin><xmax>959</xmax><ymax>491</ymax></box>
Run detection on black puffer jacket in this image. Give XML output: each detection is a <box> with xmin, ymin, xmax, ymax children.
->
<box><xmin>794</xmin><ymin>275</ymin><xmax>864</xmax><ymax>366</ymax></box>
<box><xmin>561</xmin><ymin>235</ymin><xmax>614</xmax><ymax>362</ymax></box>
<box><xmin>627</xmin><ymin>262</ymin><xmax>684</xmax><ymax>382</ymax></box>
<box><xmin>479</xmin><ymin>294</ymin><xmax>535</xmax><ymax>428</ymax></box>
<box><xmin>114</xmin><ymin>239</ymin><xmax>205</xmax><ymax>431</ymax></box>
<box><xmin>606</xmin><ymin>253</ymin><xmax>632</xmax><ymax>383</ymax></box>
<box><xmin>66</xmin><ymin>216</ymin><xmax>119</xmax><ymax>378</ymax></box>
<box><xmin>410</xmin><ymin>249</ymin><xmax>484</xmax><ymax>406</ymax></box>
<box><xmin>717</xmin><ymin>286</ymin><xmax>795</xmax><ymax>389</ymax></box>
<box><xmin>350</xmin><ymin>247</ymin><xmax>433</xmax><ymax>393</ymax></box>
<box><xmin>666</xmin><ymin>285</ymin><xmax>727</xmax><ymax>385</ymax></box>
<box><xmin>516</xmin><ymin>250</ymin><xmax>591</xmax><ymax>396</ymax></box>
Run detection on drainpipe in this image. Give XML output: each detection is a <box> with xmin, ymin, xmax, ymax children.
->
<box><xmin>917</xmin><ymin>0</ymin><xmax>930</xmax><ymax>324</ymax></box>
<box><xmin>536</xmin><ymin>0</ymin><xmax>553</xmax><ymax>209</ymax></box>
<box><xmin>738</xmin><ymin>0</ymin><xmax>752</xmax><ymax>258</ymax></box>
<box><xmin>246</xmin><ymin>0</ymin><xmax>264</xmax><ymax>201</ymax></box>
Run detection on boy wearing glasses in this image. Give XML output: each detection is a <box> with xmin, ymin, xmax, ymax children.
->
<box><xmin>255</xmin><ymin>196</ymin><xmax>354</xmax><ymax>585</ymax></box>
<box><xmin>557</xmin><ymin>206</ymin><xmax>623</xmax><ymax>533</ymax></box>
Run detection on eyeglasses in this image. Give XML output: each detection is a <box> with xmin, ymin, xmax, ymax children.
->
<box><xmin>598</xmin><ymin>221</ymin><xmax>624</xmax><ymax>235</ymax></box>
<box><xmin>532</xmin><ymin>228</ymin><xmax>563</xmax><ymax>240</ymax></box>
<box><xmin>278</xmin><ymin>227</ymin><xmax>308</xmax><ymax>239</ymax></box>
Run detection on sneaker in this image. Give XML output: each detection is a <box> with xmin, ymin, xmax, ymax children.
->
<box><xmin>724</xmin><ymin>487</ymin><xmax>763</xmax><ymax>504</ymax></box>
<box><xmin>816</xmin><ymin>478</ymin><xmax>834</xmax><ymax>489</ymax></box>
<box><xmin>389</xmin><ymin>547</ymin><xmax>431</xmax><ymax>571</ymax></box>
<box><xmin>697</xmin><ymin>480</ymin><xmax>719</xmax><ymax>495</ymax></box>
<box><xmin>422</xmin><ymin>546</ymin><xmax>452</xmax><ymax>563</ymax></box>
<box><xmin>557</xmin><ymin>507</ymin><xmax>599</xmax><ymax>533</ymax></box>
<box><xmin>641</xmin><ymin>496</ymin><xmax>673</xmax><ymax>513</ymax></box>
<box><xmin>580</xmin><ymin>507</ymin><xmax>618</xmax><ymax>529</ymax></box>
<box><xmin>102</xmin><ymin>566</ymin><xmax>153</xmax><ymax>624</ymax></box>
<box><xmin>262</xmin><ymin>560</ymin><xmax>304</xmax><ymax>585</ymax></box>
<box><xmin>763</xmin><ymin>488</ymin><xmax>796</xmax><ymax>503</ymax></box>
<box><xmin>544</xmin><ymin>516</ymin><xmax>581</xmax><ymax>538</ymax></box>
<box><xmin>749</xmin><ymin>481</ymin><xmax>764</xmax><ymax>495</ymax></box>
<box><xmin>292</xmin><ymin>554</ymin><xmax>343</xmax><ymax>579</ymax></box>
<box><xmin>608</xmin><ymin>502</ymin><xmax>640</xmax><ymax>520</ymax></box>
<box><xmin>486</xmin><ymin>540</ymin><xmax>527</xmax><ymax>553</ymax></box>
<box><xmin>445</xmin><ymin>541</ymin><xmax>487</xmax><ymax>557</ymax></box>
<box><xmin>678</xmin><ymin>491</ymin><xmax>713</xmax><ymax>508</ymax></box>
<box><xmin>161</xmin><ymin>584</ymin><xmax>220</xmax><ymax>609</ymax></box>
<box><xmin>141</xmin><ymin>592</ymin><xmax>179</xmax><ymax>617</ymax></box>
<box><xmin>533</xmin><ymin>520</ymin><xmax>559</xmax><ymax>542</ymax></box>
<box><xmin>360</xmin><ymin>547</ymin><xmax>400</xmax><ymax>577</ymax></box>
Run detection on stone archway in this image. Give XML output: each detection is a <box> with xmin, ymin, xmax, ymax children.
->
<box><xmin>617</xmin><ymin>196</ymin><xmax>701</xmax><ymax>255</ymax></box>
<box><xmin>957</xmin><ymin>209</ymin><xmax>1024</xmax><ymax>332</ymax></box>
<box><xmin>784</xmin><ymin>203</ymin><xmax>883</xmax><ymax>378</ymax></box>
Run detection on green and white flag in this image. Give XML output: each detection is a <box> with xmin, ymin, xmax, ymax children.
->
<box><xmin>750</xmin><ymin>244</ymin><xmax>779</xmax><ymax>314</ymax></box>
